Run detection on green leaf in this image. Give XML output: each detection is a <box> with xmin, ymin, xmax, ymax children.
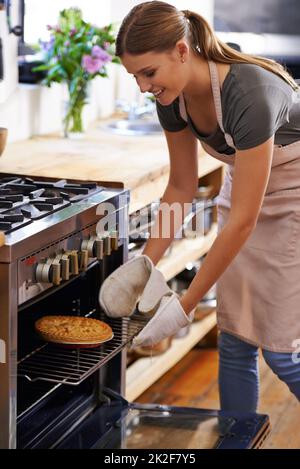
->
<box><xmin>32</xmin><ymin>63</ymin><xmax>51</xmax><ymax>72</ymax></box>
<box><xmin>46</xmin><ymin>63</ymin><xmax>68</xmax><ymax>81</ymax></box>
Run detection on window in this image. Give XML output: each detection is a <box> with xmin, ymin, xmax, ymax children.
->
<box><xmin>214</xmin><ymin>0</ymin><xmax>300</xmax><ymax>35</ymax></box>
<box><xmin>20</xmin><ymin>0</ymin><xmax>112</xmax><ymax>50</ymax></box>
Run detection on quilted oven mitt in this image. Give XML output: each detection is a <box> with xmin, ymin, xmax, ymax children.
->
<box><xmin>132</xmin><ymin>293</ymin><xmax>194</xmax><ymax>347</ymax></box>
<box><xmin>99</xmin><ymin>255</ymin><xmax>171</xmax><ymax>317</ymax></box>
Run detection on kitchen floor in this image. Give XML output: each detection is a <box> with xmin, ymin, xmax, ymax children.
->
<box><xmin>136</xmin><ymin>335</ymin><xmax>300</xmax><ymax>449</ymax></box>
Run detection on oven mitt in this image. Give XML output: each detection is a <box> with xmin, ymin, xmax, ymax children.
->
<box><xmin>99</xmin><ymin>255</ymin><xmax>171</xmax><ymax>317</ymax></box>
<box><xmin>132</xmin><ymin>293</ymin><xmax>194</xmax><ymax>347</ymax></box>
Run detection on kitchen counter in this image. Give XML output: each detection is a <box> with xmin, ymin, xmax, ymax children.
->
<box><xmin>0</xmin><ymin>119</ymin><xmax>224</xmax><ymax>213</ymax></box>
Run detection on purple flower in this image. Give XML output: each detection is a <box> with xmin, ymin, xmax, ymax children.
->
<box><xmin>82</xmin><ymin>55</ymin><xmax>105</xmax><ymax>74</ymax></box>
<box><xmin>91</xmin><ymin>45</ymin><xmax>111</xmax><ymax>64</ymax></box>
<box><xmin>39</xmin><ymin>35</ymin><xmax>55</xmax><ymax>52</ymax></box>
<box><xmin>70</xmin><ymin>27</ymin><xmax>77</xmax><ymax>37</ymax></box>
<box><xmin>64</xmin><ymin>40</ymin><xmax>70</xmax><ymax>47</ymax></box>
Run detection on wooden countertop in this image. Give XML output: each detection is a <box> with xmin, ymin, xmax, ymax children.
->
<box><xmin>0</xmin><ymin>119</ymin><xmax>224</xmax><ymax>213</ymax></box>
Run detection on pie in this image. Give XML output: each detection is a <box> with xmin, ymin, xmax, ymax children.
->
<box><xmin>35</xmin><ymin>315</ymin><xmax>113</xmax><ymax>345</ymax></box>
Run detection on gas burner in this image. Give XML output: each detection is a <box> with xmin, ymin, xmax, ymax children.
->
<box><xmin>29</xmin><ymin>189</ymin><xmax>45</xmax><ymax>199</ymax></box>
<box><xmin>27</xmin><ymin>179</ymin><xmax>101</xmax><ymax>202</ymax></box>
<box><xmin>0</xmin><ymin>176</ymin><xmax>104</xmax><ymax>233</ymax></box>
<box><xmin>0</xmin><ymin>194</ymin><xmax>24</xmax><ymax>202</ymax></box>
<box><xmin>0</xmin><ymin>211</ymin><xmax>31</xmax><ymax>232</ymax></box>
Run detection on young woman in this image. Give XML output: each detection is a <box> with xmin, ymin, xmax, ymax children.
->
<box><xmin>100</xmin><ymin>1</ymin><xmax>300</xmax><ymax>412</ymax></box>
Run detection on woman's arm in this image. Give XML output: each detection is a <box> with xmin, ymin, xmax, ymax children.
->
<box><xmin>180</xmin><ymin>136</ymin><xmax>274</xmax><ymax>314</ymax></box>
<box><xmin>142</xmin><ymin>126</ymin><xmax>199</xmax><ymax>264</ymax></box>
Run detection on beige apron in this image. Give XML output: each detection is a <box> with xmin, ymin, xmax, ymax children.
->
<box><xmin>179</xmin><ymin>61</ymin><xmax>300</xmax><ymax>352</ymax></box>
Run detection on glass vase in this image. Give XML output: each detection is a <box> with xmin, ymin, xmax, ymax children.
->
<box><xmin>63</xmin><ymin>83</ymin><xmax>88</xmax><ymax>138</ymax></box>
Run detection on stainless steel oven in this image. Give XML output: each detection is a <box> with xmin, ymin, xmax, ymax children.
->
<box><xmin>0</xmin><ymin>174</ymin><xmax>270</xmax><ymax>449</ymax></box>
<box><xmin>0</xmin><ymin>174</ymin><xmax>135</xmax><ymax>448</ymax></box>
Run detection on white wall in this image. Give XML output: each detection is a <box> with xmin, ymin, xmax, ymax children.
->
<box><xmin>0</xmin><ymin>0</ymin><xmax>214</xmax><ymax>142</ymax></box>
<box><xmin>0</xmin><ymin>64</ymin><xmax>117</xmax><ymax>141</ymax></box>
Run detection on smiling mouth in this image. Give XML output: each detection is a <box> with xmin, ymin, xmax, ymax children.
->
<box><xmin>152</xmin><ymin>89</ymin><xmax>164</xmax><ymax>99</ymax></box>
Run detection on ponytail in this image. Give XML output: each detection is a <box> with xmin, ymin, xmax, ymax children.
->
<box><xmin>182</xmin><ymin>9</ymin><xmax>299</xmax><ymax>91</ymax></box>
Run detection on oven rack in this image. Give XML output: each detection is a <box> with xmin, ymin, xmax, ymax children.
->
<box><xmin>17</xmin><ymin>313</ymin><xmax>149</xmax><ymax>386</ymax></box>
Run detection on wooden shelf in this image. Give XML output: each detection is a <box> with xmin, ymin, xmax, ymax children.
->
<box><xmin>125</xmin><ymin>311</ymin><xmax>217</xmax><ymax>402</ymax></box>
<box><xmin>157</xmin><ymin>223</ymin><xmax>217</xmax><ymax>282</ymax></box>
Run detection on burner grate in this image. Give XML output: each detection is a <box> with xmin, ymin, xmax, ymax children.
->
<box><xmin>0</xmin><ymin>176</ymin><xmax>104</xmax><ymax>232</ymax></box>
<box><xmin>17</xmin><ymin>312</ymin><xmax>149</xmax><ymax>386</ymax></box>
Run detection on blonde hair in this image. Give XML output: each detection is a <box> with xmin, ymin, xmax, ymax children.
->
<box><xmin>116</xmin><ymin>1</ymin><xmax>299</xmax><ymax>91</ymax></box>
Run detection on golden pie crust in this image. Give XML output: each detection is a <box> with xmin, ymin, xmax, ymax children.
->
<box><xmin>35</xmin><ymin>315</ymin><xmax>113</xmax><ymax>345</ymax></box>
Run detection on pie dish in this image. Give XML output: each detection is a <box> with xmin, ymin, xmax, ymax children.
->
<box><xmin>35</xmin><ymin>315</ymin><xmax>113</xmax><ymax>347</ymax></box>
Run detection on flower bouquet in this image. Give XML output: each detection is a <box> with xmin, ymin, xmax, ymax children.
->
<box><xmin>35</xmin><ymin>7</ymin><xmax>118</xmax><ymax>137</ymax></box>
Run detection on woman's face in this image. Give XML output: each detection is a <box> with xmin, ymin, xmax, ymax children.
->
<box><xmin>121</xmin><ymin>48</ymin><xmax>189</xmax><ymax>106</ymax></box>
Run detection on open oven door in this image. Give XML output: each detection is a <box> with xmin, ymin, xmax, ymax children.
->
<box><xmin>55</xmin><ymin>389</ymin><xmax>270</xmax><ymax>450</ymax></box>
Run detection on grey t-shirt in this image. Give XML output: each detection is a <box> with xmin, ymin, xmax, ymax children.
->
<box><xmin>156</xmin><ymin>63</ymin><xmax>300</xmax><ymax>155</ymax></box>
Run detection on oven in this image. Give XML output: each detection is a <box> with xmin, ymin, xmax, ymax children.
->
<box><xmin>0</xmin><ymin>174</ymin><xmax>138</xmax><ymax>449</ymax></box>
<box><xmin>0</xmin><ymin>175</ymin><xmax>270</xmax><ymax>449</ymax></box>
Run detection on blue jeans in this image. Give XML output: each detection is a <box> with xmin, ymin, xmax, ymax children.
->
<box><xmin>218</xmin><ymin>331</ymin><xmax>300</xmax><ymax>412</ymax></box>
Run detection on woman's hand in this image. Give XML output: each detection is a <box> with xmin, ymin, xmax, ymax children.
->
<box><xmin>132</xmin><ymin>293</ymin><xmax>194</xmax><ymax>347</ymax></box>
<box><xmin>99</xmin><ymin>255</ymin><xmax>171</xmax><ymax>317</ymax></box>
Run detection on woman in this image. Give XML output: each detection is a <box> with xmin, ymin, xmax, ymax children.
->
<box><xmin>100</xmin><ymin>1</ymin><xmax>300</xmax><ymax>412</ymax></box>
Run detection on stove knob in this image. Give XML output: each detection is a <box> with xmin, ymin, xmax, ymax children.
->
<box><xmin>103</xmin><ymin>235</ymin><xmax>111</xmax><ymax>256</ymax></box>
<box><xmin>69</xmin><ymin>250</ymin><xmax>79</xmax><ymax>275</ymax></box>
<box><xmin>35</xmin><ymin>258</ymin><xmax>61</xmax><ymax>285</ymax></box>
<box><xmin>78</xmin><ymin>249</ymin><xmax>88</xmax><ymax>271</ymax></box>
<box><xmin>60</xmin><ymin>254</ymin><xmax>70</xmax><ymax>281</ymax></box>
<box><xmin>81</xmin><ymin>237</ymin><xmax>95</xmax><ymax>258</ymax></box>
<box><xmin>35</xmin><ymin>260</ymin><xmax>46</xmax><ymax>283</ymax></box>
<box><xmin>93</xmin><ymin>239</ymin><xmax>104</xmax><ymax>260</ymax></box>
<box><xmin>110</xmin><ymin>230</ymin><xmax>119</xmax><ymax>251</ymax></box>
<box><xmin>50</xmin><ymin>259</ymin><xmax>61</xmax><ymax>286</ymax></box>
<box><xmin>81</xmin><ymin>234</ymin><xmax>114</xmax><ymax>259</ymax></box>
<box><xmin>96</xmin><ymin>232</ymin><xmax>112</xmax><ymax>256</ymax></box>
<box><xmin>61</xmin><ymin>255</ymin><xmax>70</xmax><ymax>281</ymax></box>
<box><xmin>55</xmin><ymin>253</ymin><xmax>70</xmax><ymax>281</ymax></box>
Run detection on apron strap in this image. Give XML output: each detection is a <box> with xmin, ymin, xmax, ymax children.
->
<box><xmin>208</xmin><ymin>61</ymin><xmax>235</xmax><ymax>149</ymax></box>
<box><xmin>179</xmin><ymin>93</ymin><xmax>188</xmax><ymax>123</ymax></box>
<box><xmin>178</xmin><ymin>61</ymin><xmax>235</xmax><ymax>150</ymax></box>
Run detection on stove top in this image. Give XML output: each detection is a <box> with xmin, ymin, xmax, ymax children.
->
<box><xmin>0</xmin><ymin>176</ymin><xmax>104</xmax><ymax>233</ymax></box>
